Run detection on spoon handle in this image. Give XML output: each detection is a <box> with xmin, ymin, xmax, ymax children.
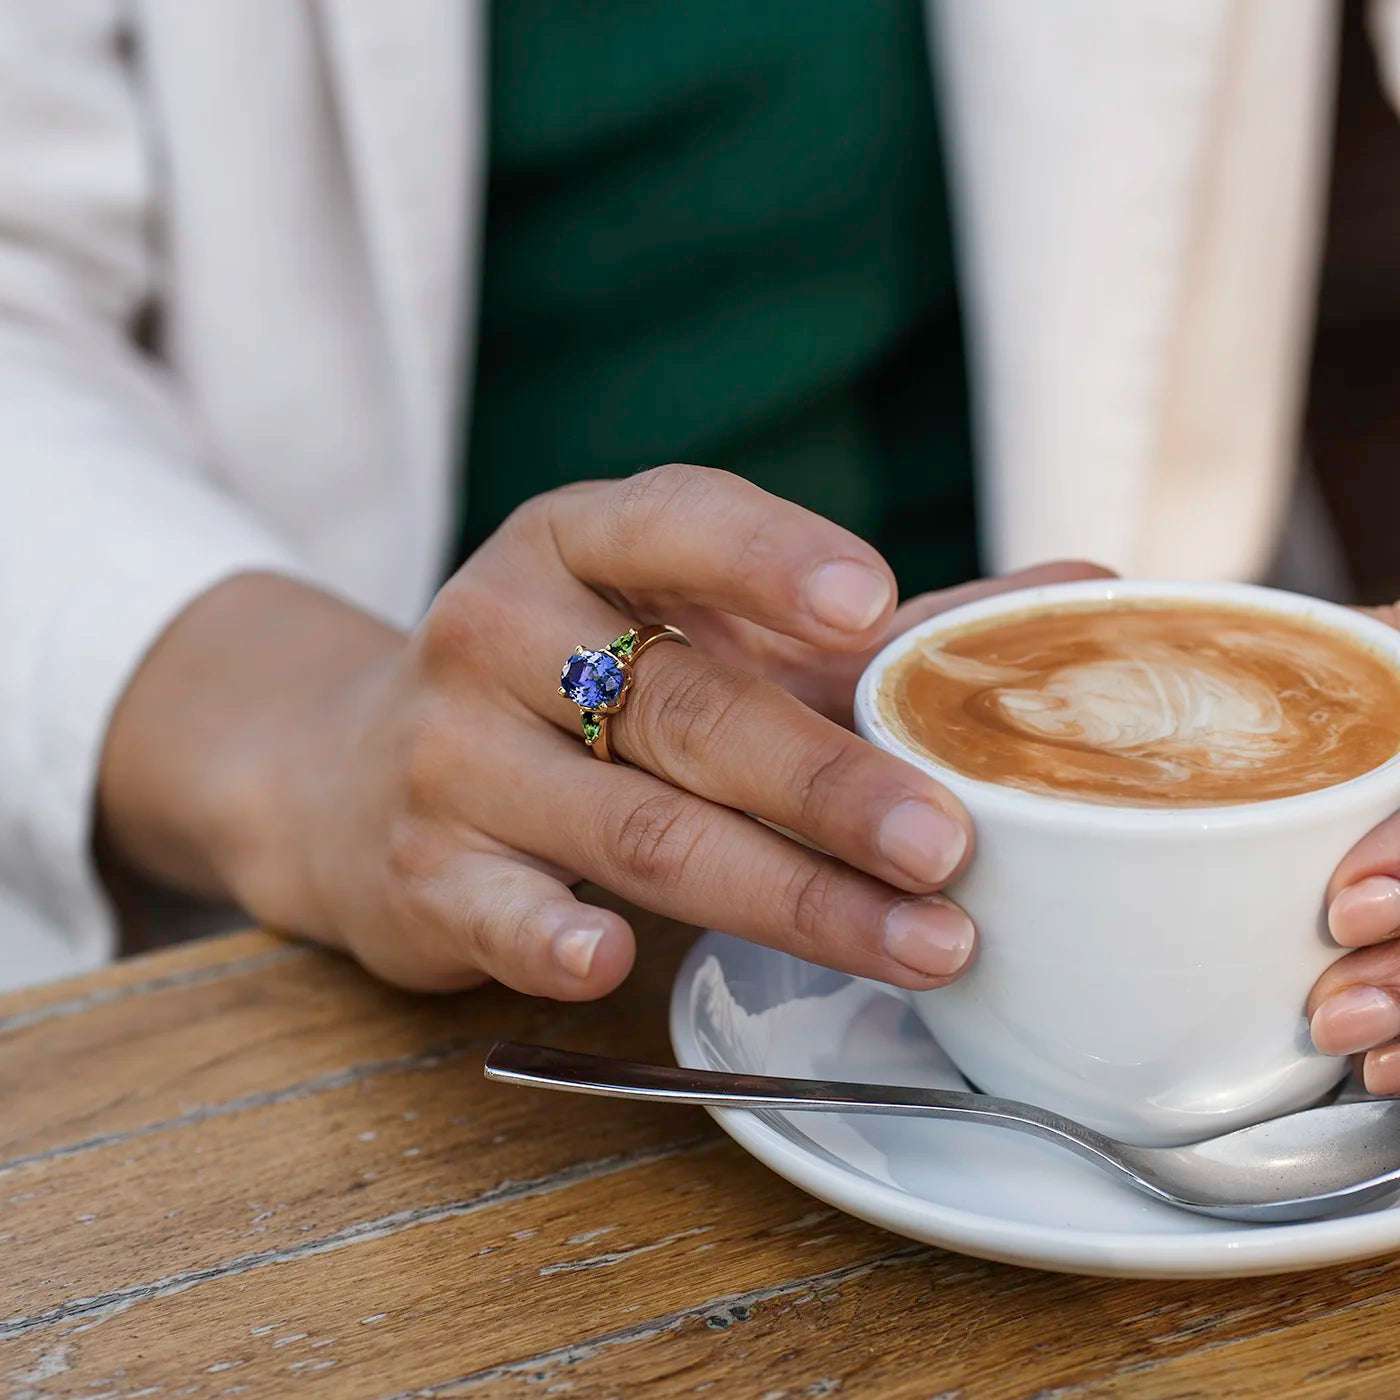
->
<box><xmin>487</xmin><ymin>1040</ymin><xmax>989</xmax><ymax>1114</ymax></box>
<box><xmin>484</xmin><ymin>1041</ymin><xmax>1128</xmax><ymax>1173</ymax></box>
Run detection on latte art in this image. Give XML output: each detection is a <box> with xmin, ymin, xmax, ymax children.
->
<box><xmin>960</xmin><ymin>644</ymin><xmax>1289</xmax><ymax>781</ymax></box>
<box><xmin>883</xmin><ymin>604</ymin><xmax>1400</xmax><ymax>806</ymax></box>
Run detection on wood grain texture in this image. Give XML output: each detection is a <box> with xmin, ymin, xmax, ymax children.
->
<box><xmin>5</xmin><ymin>910</ymin><xmax>1400</xmax><ymax>1398</ymax></box>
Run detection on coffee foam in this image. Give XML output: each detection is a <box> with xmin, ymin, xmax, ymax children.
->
<box><xmin>882</xmin><ymin>603</ymin><xmax>1400</xmax><ymax>806</ymax></box>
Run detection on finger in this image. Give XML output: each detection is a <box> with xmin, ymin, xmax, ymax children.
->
<box><xmin>500</xmin><ymin>730</ymin><xmax>978</xmax><ymax>990</ymax></box>
<box><xmin>790</xmin><ymin>559</ymin><xmax>1118</xmax><ymax>719</ymax></box>
<box><xmin>367</xmin><ymin>851</ymin><xmax>635</xmax><ymax>1000</ymax></box>
<box><xmin>519</xmin><ymin>588</ymin><xmax>972</xmax><ymax>892</ymax></box>
<box><xmin>1329</xmin><ymin>875</ymin><xmax>1400</xmax><ymax>948</ymax></box>
<box><xmin>1325</xmin><ymin>810</ymin><xmax>1400</xmax><ymax>942</ymax></box>
<box><xmin>884</xmin><ymin>559</ymin><xmax>1119</xmax><ymax>637</ymax></box>
<box><xmin>455</xmin><ymin>858</ymin><xmax>636</xmax><ymax>999</ymax></box>
<box><xmin>608</xmin><ymin>642</ymin><xmax>971</xmax><ymax>891</ymax></box>
<box><xmin>1364</xmin><ymin>1040</ymin><xmax>1400</xmax><ymax>1095</ymax></box>
<box><xmin>545</xmin><ymin>465</ymin><xmax>897</xmax><ymax>650</ymax></box>
<box><xmin>1307</xmin><ymin>941</ymin><xmax>1400</xmax><ymax>1054</ymax></box>
<box><xmin>1361</xmin><ymin>601</ymin><xmax>1400</xmax><ymax>631</ymax></box>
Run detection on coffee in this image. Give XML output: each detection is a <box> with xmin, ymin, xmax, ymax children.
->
<box><xmin>881</xmin><ymin>601</ymin><xmax>1400</xmax><ymax>806</ymax></box>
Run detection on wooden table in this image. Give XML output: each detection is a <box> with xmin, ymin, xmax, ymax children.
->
<box><xmin>8</xmin><ymin>909</ymin><xmax>1400</xmax><ymax>1399</ymax></box>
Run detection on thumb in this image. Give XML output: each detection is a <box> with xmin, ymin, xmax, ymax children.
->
<box><xmin>885</xmin><ymin>559</ymin><xmax>1119</xmax><ymax>638</ymax></box>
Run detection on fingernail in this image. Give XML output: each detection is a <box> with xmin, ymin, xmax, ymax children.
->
<box><xmin>1329</xmin><ymin>876</ymin><xmax>1400</xmax><ymax>946</ymax></box>
<box><xmin>1365</xmin><ymin>1044</ymin><xmax>1400</xmax><ymax>1096</ymax></box>
<box><xmin>877</xmin><ymin>800</ymin><xmax>966</xmax><ymax>884</ymax></box>
<box><xmin>882</xmin><ymin>898</ymin><xmax>975</xmax><ymax>978</ymax></box>
<box><xmin>553</xmin><ymin>923</ymin><xmax>606</xmax><ymax>980</ymax></box>
<box><xmin>804</xmin><ymin>561</ymin><xmax>892</xmax><ymax>632</ymax></box>
<box><xmin>1310</xmin><ymin>985</ymin><xmax>1400</xmax><ymax>1055</ymax></box>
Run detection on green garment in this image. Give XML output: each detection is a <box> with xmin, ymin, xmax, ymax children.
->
<box><xmin>459</xmin><ymin>0</ymin><xmax>977</xmax><ymax>597</ymax></box>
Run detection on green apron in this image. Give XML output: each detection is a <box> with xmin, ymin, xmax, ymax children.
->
<box><xmin>459</xmin><ymin>0</ymin><xmax>977</xmax><ymax>598</ymax></box>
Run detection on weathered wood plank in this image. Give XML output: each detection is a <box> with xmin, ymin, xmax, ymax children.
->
<box><xmin>0</xmin><ymin>904</ymin><xmax>692</xmax><ymax>1165</ymax></box>
<box><xmin>12</xmin><ymin>1101</ymin><xmax>1400</xmax><ymax>1400</ymax></box>
<box><xmin>402</xmin><ymin>1246</ymin><xmax>1400</xmax><ymax>1399</ymax></box>
<box><xmin>0</xmin><ymin>1023</ymin><xmax>706</xmax><ymax>1321</ymax></box>
<box><xmin>0</xmin><ymin>1140</ymin><xmax>900</xmax><ymax>1397</ymax></box>
<box><xmin>4</xmin><ymin>942</ymin><xmax>448</xmax><ymax>1164</ymax></box>
<box><xmin>0</xmin><ymin>929</ymin><xmax>292</xmax><ymax>1028</ymax></box>
<box><xmin>1063</xmin><ymin>1285</ymin><xmax>1400</xmax><ymax>1397</ymax></box>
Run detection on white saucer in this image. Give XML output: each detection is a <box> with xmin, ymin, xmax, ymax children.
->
<box><xmin>669</xmin><ymin>931</ymin><xmax>1400</xmax><ymax>1279</ymax></box>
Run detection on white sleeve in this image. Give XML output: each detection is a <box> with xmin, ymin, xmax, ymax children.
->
<box><xmin>0</xmin><ymin>4</ymin><xmax>303</xmax><ymax>988</ymax></box>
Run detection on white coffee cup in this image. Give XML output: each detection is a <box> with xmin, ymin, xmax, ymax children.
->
<box><xmin>855</xmin><ymin>579</ymin><xmax>1400</xmax><ymax>1146</ymax></box>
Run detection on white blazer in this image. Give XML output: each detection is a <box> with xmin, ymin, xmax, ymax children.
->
<box><xmin>0</xmin><ymin>1</ymin><xmax>1348</xmax><ymax>988</ymax></box>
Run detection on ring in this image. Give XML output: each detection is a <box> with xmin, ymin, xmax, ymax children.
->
<box><xmin>558</xmin><ymin>623</ymin><xmax>691</xmax><ymax>761</ymax></box>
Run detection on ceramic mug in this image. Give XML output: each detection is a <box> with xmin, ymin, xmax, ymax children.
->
<box><xmin>855</xmin><ymin>579</ymin><xmax>1400</xmax><ymax>1147</ymax></box>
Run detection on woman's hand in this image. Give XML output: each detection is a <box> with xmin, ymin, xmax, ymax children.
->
<box><xmin>100</xmin><ymin>463</ymin><xmax>1105</xmax><ymax>1000</ymax></box>
<box><xmin>1309</xmin><ymin>602</ymin><xmax>1400</xmax><ymax>1090</ymax></box>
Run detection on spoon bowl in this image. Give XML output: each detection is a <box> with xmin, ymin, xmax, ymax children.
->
<box><xmin>1121</xmin><ymin>1099</ymin><xmax>1400</xmax><ymax>1221</ymax></box>
<box><xmin>484</xmin><ymin>1042</ymin><xmax>1400</xmax><ymax>1223</ymax></box>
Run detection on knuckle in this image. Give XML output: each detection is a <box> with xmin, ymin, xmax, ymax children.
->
<box><xmin>497</xmin><ymin>490</ymin><xmax>554</xmax><ymax>544</ymax></box>
<box><xmin>792</xmin><ymin>740</ymin><xmax>865</xmax><ymax>833</ymax></box>
<box><xmin>384</xmin><ymin>810</ymin><xmax>447</xmax><ymax>893</ymax></box>
<box><xmin>382</xmin><ymin>828</ymin><xmax>501</xmax><ymax>979</ymax></box>
<box><xmin>726</xmin><ymin>513</ymin><xmax>781</xmax><ymax>588</ymax></box>
<box><xmin>784</xmin><ymin>860</ymin><xmax>846</xmax><ymax>955</ymax></box>
<box><xmin>418</xmin><ymin>591</ymin><xmax>488</xmax><ymax>673</ymax></box>
<box><xmin>505</xmin><ymin>478</ymin><xmax>612</xmax><ymax>557</ymax></box>
<box><xmin>382</xmin><ymin>817</ymin><xmax>459</xmax><ymax>953</ymax></box>
<box><xmin>629</xmin><ymin>657</ymin><xmax>762</xmax><ymax>767</ymax></box>
<box><xmin>603</xmin><ymin>463</ymin><xmax>729</xmax><ymax>554</ymax></box>
<box><xmin>608</xmin><ymin>791</ymin><xmax>705</xmax><ymax>889</ymax></box>
<box><xmin>448</xmin><ymin>865</ymin><xmax>518</xmax><ymax>968</ymax></box>
<box><xmin>398</xmin><ymin>710</ymin><xmax>456</xmax><ymax>814</ymax></box>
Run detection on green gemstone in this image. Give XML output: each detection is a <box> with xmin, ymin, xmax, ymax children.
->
<box><xmin>580</xmin><ymin>714</ymin><xmax>602</xmax><ymax>744</ymax></box>
<box><xmin>609</xmin><ymin>629</ymin><xmax>637</xmax><ymax>659</ymax></box>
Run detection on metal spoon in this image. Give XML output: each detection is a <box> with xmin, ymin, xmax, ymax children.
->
<box><xmin>484</xmin><ymin>1042</ymin><xmax>1400</xmax><ymax>1223</ymax></box>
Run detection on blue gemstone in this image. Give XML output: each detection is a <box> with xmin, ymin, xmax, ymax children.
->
<box><xmin>561</xmin><ymin>649</ymin><xmax>625</xmax><ymax>710</ymax></box>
